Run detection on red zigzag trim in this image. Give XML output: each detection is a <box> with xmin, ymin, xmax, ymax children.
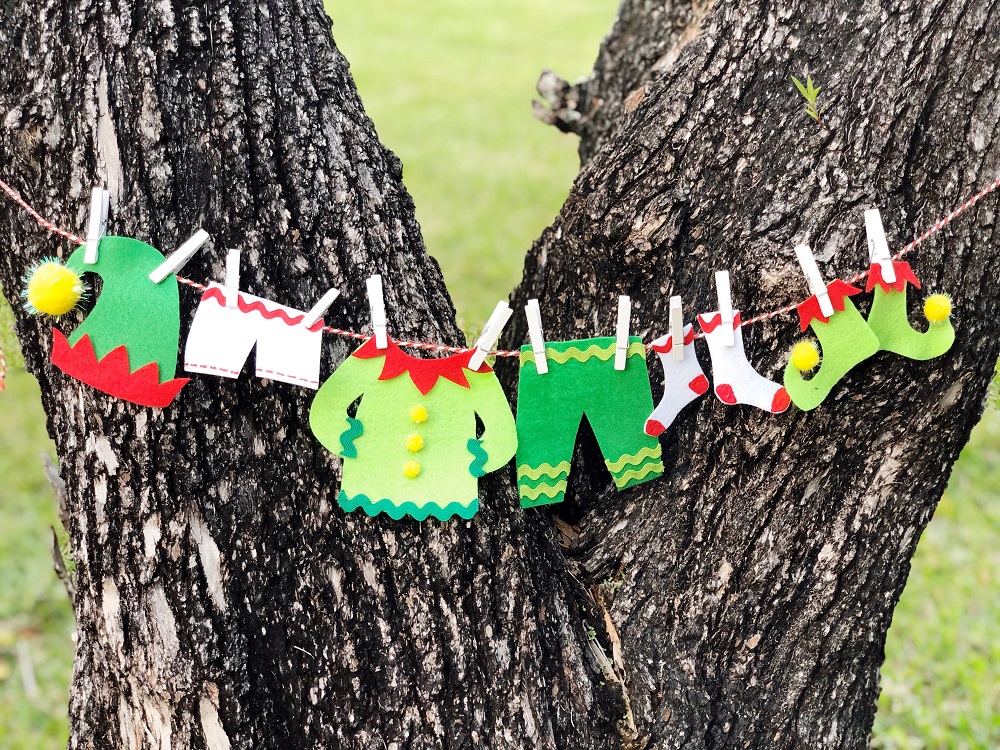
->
<box><xmin>201</xmin><ymin>286</ymin><xmax>325</xmax><ymax>332</ymax></box>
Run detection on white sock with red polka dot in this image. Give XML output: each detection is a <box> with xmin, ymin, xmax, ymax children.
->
<box><xmin>698</xmin><ymin>310</ymin><xmax>790</xmax><ymax>413</ymax></box>
<box><xmin>645</xmin><ymin>324</ymin><xmax>710</xmax><ymax>437</ymax></box>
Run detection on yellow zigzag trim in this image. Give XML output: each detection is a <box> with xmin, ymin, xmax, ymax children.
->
<box><xmin>612</xmin><ymin>462</ymin><xmax>664</xmax><ymax>486</ymax></box>
<box><xmin>519</xmin><ymin>482</ymin><xmax>568</xmax><ymax>501</ymax></box>
<box><xmin>521</xmin><ymin>342</ymin><xmax>646</xmax><ymax>366</ymax></box>
<box><xmin>517</xmin><ymin>461</ymin><xmax>571</xmax><ymax>481</ymax></box>
<box><xmin>605</xmin><ymin>446</ymin><xmax>662</xmax><ymax>473</ymax></box>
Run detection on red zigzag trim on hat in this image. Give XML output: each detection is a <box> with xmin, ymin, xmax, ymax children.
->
<box><xmin>51</xmin><ymin>331</ymin><xmax>188</xmax><ymax>408</ymax></box>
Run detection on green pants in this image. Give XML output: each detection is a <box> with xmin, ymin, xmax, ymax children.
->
<box><xmin>516</xmin><ymin>337</ymin><xmax>664</xmax><ymax>508</ymax></box>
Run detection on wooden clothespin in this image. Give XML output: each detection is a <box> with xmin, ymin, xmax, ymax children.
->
<box><xmin>793</xmin><ymin>244</ymin><xmax>835</xmax><ymax>318</ymax></box>
<box><xmin>223</xmin><ymin>249</ymin><xmax>241</xmax><ymax>308</ymax></box>
<box><xmin>614</xmin><ymin>295</ymin><xmax>631</xmax><ymax>370</ymax></box>
<box><xmin>524</xmin><ymin>298</ymin><xmax>548</xmax><ymax>374</ymax></box>
<box><xmin>714</xmin><ymin>271</ymin><xmax>735</xmax><ymax>346</ymax></box>
<box><xmin>83</xmin><ymin>187</ymin><xmax>110</xmax><ymax>265</ymax></box>
<box><xmin>468</xmin><ymin>301</ymin><xmax>513</xmax><ymax>371</ymax></box>
<box><xmin>366</xmin><ymin>274</ymin><xmax>388</xmax><ymax>348</ymax></box>
<box><xmin>669</xmin><ymin>295</ymin><xmax>685</xmax><ymax>361</ymax></box>
<box><xmin>149</xmin><ymin>229</ymin><xmax>211</xmax><ymax>284</ymax></box>
<box><xmin>864</xmin><ymin>208</ymin><xmax>896</xmax><ymax>284</ymax></box>
<box><xmin>301</xmin><ymin>288</ymin><xmax>341</xmax><ymax>328</ymax></box>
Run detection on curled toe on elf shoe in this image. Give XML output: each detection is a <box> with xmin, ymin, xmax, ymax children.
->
<box><xmin>783</xmin><ymin>279</ymin><xmax>880</xmax><ymax>411</ymax></box>
<box><xmin>864</xmin><ymin>260</ymin><xmax>955</xmax><ymax>360</ymax></box>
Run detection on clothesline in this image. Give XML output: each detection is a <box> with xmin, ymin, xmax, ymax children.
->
<box><xmin>2</xmin><ymin>175</ymin><xmax>1000</xmax><ymax>362</ymax></box>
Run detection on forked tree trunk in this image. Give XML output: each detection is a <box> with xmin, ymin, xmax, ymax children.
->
<box><xmin>1</xmin><ymin>0</ymin><xmax>998</xmax><ymax>748</ymax></box>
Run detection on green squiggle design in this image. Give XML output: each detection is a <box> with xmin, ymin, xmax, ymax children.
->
<box><xmin>338</xmin><ymin>491</ymin><xmax>478</xmax><ymax>521</ymax></box>
<box><xmin>519</xmin><ymin>481</ymin><xmax>567</xmax><ymax>501</ymax></box>
<box><xmin>338</xmin><ymin>417</ymin><xmax>364</xmax><ymax>458</ymax></box>
<box><xmin>518</xmin><ymin>473</ymin><xmax>569</xmax><ymax>489</ymax></box>
<box><xmin>605</xmin><ymin>446</ymin><xmax>661</xmax><ymax>473</ymax></box>
<box><xmin>517</xmin><ymin>461</ymin><xmax>571</xmax><ymax>481</ymax></box>
<box><xmin>520</xmin><ymin>342</ymin><xmax>646</xmax><ymax>366</ymax></box>
<box><xmin>610</xmin><ymin>462</ymin><xmax>664</xmax><ymax>487</ymax></box>
<box><xmin>467</xmin><ymin>438</ymin><xmax>489</xmax><ymax>478</ymax></box>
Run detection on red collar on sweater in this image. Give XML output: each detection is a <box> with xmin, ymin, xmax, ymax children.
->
<box><xmin>352</xmin><ymin>337</ymin><xmax>491</xmax><ymax>395</ymax></box>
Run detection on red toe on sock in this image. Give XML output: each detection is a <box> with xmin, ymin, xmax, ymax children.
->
<box><xmin>715</xmin><ymin>384</ymin><xmax>737</xmax><ymax>404</ymax></box>
<box><xmin>645</xmin><ymin>419</ymin><xmax>666</xmax><ymax>437</ymax></box>
<box><xmin>689</xmin><ymin>374</ymin><xmax>710</xmax><ymax>395</ymax></box>
<box><xmin>771</xmin><ymin>387</ymin><xmax>791</xmax><ymax>413</ymax></box>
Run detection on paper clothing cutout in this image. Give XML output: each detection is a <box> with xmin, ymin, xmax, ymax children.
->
<box><xmin>865</xmin><ymin>261</ymin><xmax>954</xmax><ymax>360</ymax></box>
<box><xmin>184</xmin><ymin>283</ymin><xmax>325</xmax><ymax>389</ymax></box>
<box><xmin>783</xmin><ymin>280</ymin><xmax>880</xmax><ymax>411</ymax></box>
<box><xmin>54</xmin><ymin>236</ymin><xmax>189</xmax><ymax>407</ymax></box>
<box><xmin>515</xmin><ymin>337</ymin><xmax>663</xmax><ymax>509</ymax></box>
<box><xmin>645</xmin><ymin>324</ymin><xmax>709</xmax><ymax>436</ymax></box>
<box><xmin>309</xmin><ymin>337</ymin><xmax>517</xmax><ymax>521</ymax></box>
<box><xmin>698</xmin><ymin>311</ymin><xmax>790</xmax><ymax>413</ymax></box>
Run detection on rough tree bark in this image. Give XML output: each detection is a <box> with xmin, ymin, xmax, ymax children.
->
<box><xmin>0</xmin><ymin>1</ymin><xmax>997</xmax><ymax>750</ymax></box>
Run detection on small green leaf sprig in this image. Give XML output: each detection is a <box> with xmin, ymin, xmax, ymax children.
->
<box><xmin>792</xmin><ymin>74</ymin><xmax>826</xmax><ymax>128</ymax></box>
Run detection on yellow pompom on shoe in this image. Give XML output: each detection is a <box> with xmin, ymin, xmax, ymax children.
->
<box><xmin>22</xmin><ymin>258</ymin><xmax>86</xmax><ymax>317</ymax></box>
<box><xmin>791</xmin><ymin>341</ymin><xmax>821</xmax><ymax>372</ymax></box>
<box><xmin>924</xmin><ymin>293</ymin><xmax>952</xmax><ymax>324</ymax></box>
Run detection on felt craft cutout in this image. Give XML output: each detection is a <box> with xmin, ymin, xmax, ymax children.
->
<box><xmin>783</xmin><ymin>280</ymin><xmax>880</xmax><ymax>411</ymax></box>
<box><xmin>699</xmin><ymin>311</ymin><xmax>791</xmax><ymax>413</ymax></box>
<box><xmin>645</xmin><ymin>324</ymin><xmax>709</xmax><ymax>436</ymax></box>
<box><xmin>184</xmin><ymin>283</ymin><xmax>325</xmax><ymax>389</ymax></box>
<box><xmin>864</xmin><ymin>260</ymin><xmax>955</xmax><ymax>360</ymax></box>
<box><xmin>52</xmin><ymin>236</ymin><xmax>189</xmax><ymax>407</ymax></box>
<box><xmin>309</xmin><ymin>337</ymin><xmax>517</xmax><ymax>521</ymax></box>
<box><xmin>516</xmin><ymin>337</ymin><xmax>663</xmax><ymax>508</ymax></box>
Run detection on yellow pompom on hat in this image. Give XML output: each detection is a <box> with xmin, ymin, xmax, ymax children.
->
<box><xmin>21</xmin><ymin>258</ymin><xmax>86</xmax><ymax>317</ymax></box>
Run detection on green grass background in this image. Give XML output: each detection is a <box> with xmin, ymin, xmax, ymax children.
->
<box><xmin>1</xmin><ymin>1</ymin><xmax>997</xmax><ymax>746</ymax></box>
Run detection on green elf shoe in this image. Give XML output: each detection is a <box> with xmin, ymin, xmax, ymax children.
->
<box><xmin>864</xmin><ymin>260</ymin><xmax>955</xmax><ymax>360</ymax></box>
<box><xmin>783</xmin><ymin>279</ymin><xmax>880</xmax><ymax>411</ymax></box>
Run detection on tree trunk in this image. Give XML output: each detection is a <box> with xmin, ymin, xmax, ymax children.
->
<box><xmin>1</xmin><ymin>1</ymin><xmax>998</xmax><ymax>750</ymax></box>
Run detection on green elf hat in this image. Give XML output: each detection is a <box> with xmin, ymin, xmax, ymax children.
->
<box><xmin>50</xmin><ymin>234</ymin><xmax>201</xmax><ymax>408</ymax></box>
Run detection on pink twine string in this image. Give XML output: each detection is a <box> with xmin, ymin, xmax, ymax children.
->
<box><xmin>0</xmin><ymin>179</ymin><xmax>85</xmax><ymax>245</ymax></box>
<box><xmin>3</xmin><ymin>174</ymin><xmax>999</xmax><ymax>358</ymax></box>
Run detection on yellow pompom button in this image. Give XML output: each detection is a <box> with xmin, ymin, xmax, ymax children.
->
<box><xmin>406</xmin><ymin>434</ymin><xmax>424</xmax><ymax>452</ymax></box>
<box><xmin>410</xmin><ymin>404</ymin><xmax>428</xmax><ymax>423</ymax></box>
<box><xmin>403</xmin><ymin>461</ymin><xmax>421</xmax><ymax>479</ymax></box>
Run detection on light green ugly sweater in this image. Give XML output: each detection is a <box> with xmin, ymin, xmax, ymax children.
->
<box><xmin>309</xmin><ymin>338</ymin><xmax>517</xmax><ymax>521</ymax></box>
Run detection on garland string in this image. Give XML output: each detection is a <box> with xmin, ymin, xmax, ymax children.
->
<box><xmin>2</xmin><ymin>175</ymin><xmax>999</xmax><ymax>361</ymax></box>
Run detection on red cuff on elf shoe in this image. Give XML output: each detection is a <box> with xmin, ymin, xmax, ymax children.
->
<box><xmin>795</xmin><ymin>279</ymin><xmax>864</xmax><ymax>331</ymax></box>
<box><xmin>865</xmin><ymin>260</ymin><xmax>921</xmax><ymax>294</ymax></box>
